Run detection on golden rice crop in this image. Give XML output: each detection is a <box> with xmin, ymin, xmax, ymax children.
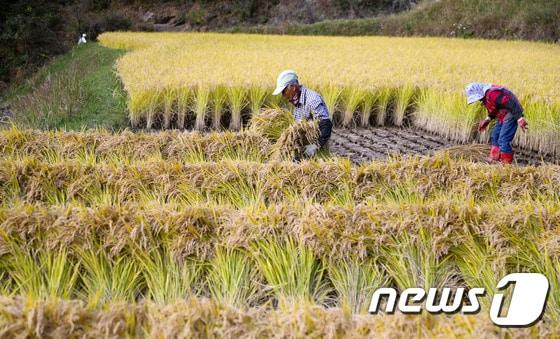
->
<box><xmin>0</xmin><ymin>127</ymin><xmax>272</xmax><ymax>163</ymax></box>
<box><xmin>434</xmin><ymin>143</ymin><xmax>491</xmax><ymax>162</ymax></box>
<box><xmin>99</xmin><ymin>32</ymin><xmax>560</xmax><ymax>155</ymax></box>
<box><xmin>1</xmin><ymin>155</ymin><xmax>558</xmax><ymax>207</ymax></box>
<box><xmin>1</xmin><ymin>199</ymin><xmax>559</xmax><ymax>315</ymax></box>
<box><xmin>249</xmin><ymin>108</ymin><xmax>294</xmax><ymax>142</ymax></box>
<box><xmin>3</xmin><ymin>199</ymin><xmax>557</xmax><ymax>262</ymax></box>
<box><xmin>272</xmin><ymin>119</ymin><xmax>320</xmax><ymax>161</ymax></box>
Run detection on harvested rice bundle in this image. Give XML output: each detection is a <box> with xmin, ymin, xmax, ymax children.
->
<box><xmin>0</xmin><ymin>296</ymin><xmax>556</xmax><ymax>337</ymax></box>
<box><xmin>272</xmin><ymin>120</ymin><xmax>319</xmax><ymax>161</ymax></box>
<box><xmin>249</xmin><ymin>108</ymin><xmax>294</xmax><ymax>142</ymax></box>
<box><xmin>435</xmin><ymin>144</ymin><xmax>490</xmax><ymax>163</ymax></box>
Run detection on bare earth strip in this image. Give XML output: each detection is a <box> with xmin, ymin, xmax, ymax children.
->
<box><xmin>330</xmin><ymin>127</ymin><xmax>558</xmax><ymax>166</ymax></box>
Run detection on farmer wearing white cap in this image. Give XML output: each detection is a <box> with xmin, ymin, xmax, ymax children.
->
<box><xmin>465</xmin><ymin>83</ymin><xmax>528</xmax><ymax>164</ymax></box>
<box><xmin>273</xmin><ymin>70</ymin><xmax>333</xmax><ymax>158</ymax></box>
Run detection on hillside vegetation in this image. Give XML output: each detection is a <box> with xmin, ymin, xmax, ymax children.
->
<box><xmin>230</xmin><ymin>0</ymin><xmax>560</xmax><ymax>41</ymax></box>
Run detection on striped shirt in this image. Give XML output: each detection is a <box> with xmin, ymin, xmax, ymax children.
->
<box><xmin>293</xmin><ymin>86</ymin><xmax>330</xmax><ymax>121</ymax></box>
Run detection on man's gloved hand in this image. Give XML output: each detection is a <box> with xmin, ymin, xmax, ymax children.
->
<box><xmin>517</xmin><ymin>117</ymin><xmax>528</xmax><ymax>132</ymax></box>
<box><xmin>304</xmin><ymin>144</ymin><xmax>318</xmax><ymax>157</ymax></box>
<box><xmin>478</xmin><ymin>117</ymin><xmax>491</xmax><ymax>132</ymax></box>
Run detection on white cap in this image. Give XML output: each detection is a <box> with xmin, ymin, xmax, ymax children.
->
<box><xmin>465</xmin><ymin>82</ymin><xmax>492</xmax><ymax>104</ymax></box>
<box><xmin>272</xmin><ymin>70</ymin><xmax>298</xmax><ymax>96</ymax></box>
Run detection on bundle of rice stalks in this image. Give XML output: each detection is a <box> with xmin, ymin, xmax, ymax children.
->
<box><xmin>272</xmin><ymin>120</ymin><xmax>319</xmax><ymax>161</ymax></box>
<box><xmin>1</xmin><ymin>155</ymin><xmax>559</xmax><ymax>207</ymax></box>
<box><xmin>0</xmin><ymin>127</ymin><xmax>273</xmax><ymax>164</ymax></box>
<box><xmin>3</xmin><ymin>198</ymin><xmax>558</xmax><ymax>267</ymax></box>
<box><xmin>435</xmin><ymin>144</ymin><xmax>490</xmax><ymax>163</ymax></box>
<box><xmin>0</xmin><ymin>296</ymin><xmax>140</xmax><ymax>338</ymax></box>
<box><xmin>249</xmin><ymin>108</ymin><xmax>294</xmax><ymax>142</ymax></box>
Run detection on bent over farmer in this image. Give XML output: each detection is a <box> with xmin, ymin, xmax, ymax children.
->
<box><xmin>273</xmin><ymin>70</ymin><xmax>333</xmax><ymax>158</ymax></box>
<box><xmin>465</xmin><ymin>83</ymin><xmax>528</xmax><ymax>164</ymax></box>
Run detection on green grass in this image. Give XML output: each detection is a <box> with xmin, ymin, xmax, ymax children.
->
<box><xmin>2</xmin><ymin>43</ymin><xmax>128</xmax><ymax>130</ymax></box>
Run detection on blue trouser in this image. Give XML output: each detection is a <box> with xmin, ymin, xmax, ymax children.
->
<box><xmin>491</xmin><ymin>114</ymin><xmax>517</xmax><ymax>153</ymax></box>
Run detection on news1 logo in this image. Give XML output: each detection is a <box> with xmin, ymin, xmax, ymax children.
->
<box><xmin>368</xmin><ymin>273</ymin><xmax>549</xmax><ymax>327</ymax></box>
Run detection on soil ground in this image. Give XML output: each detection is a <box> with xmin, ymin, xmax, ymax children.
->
<box><xmin>329</xmin><ymin>127</ymin><xmax>558</xmax><ymax>166</ymax></box>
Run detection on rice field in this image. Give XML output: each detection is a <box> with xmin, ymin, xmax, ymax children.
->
<box><xmin>2</xmin><ymin>32</ymin><xmax>560</xmax><ymax>337</ymax></box>
<box><xmin>99</xmin><ymin>32</ymin><xmax>560</xmax><ymax>156</ymax></box>
<box><xmin>0</xmin><ymin>123</ymin><xmax>560</xmax><ymax>336</ymax></box>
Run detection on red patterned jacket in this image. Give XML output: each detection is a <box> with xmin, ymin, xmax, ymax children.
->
<box><xmin>482</xmin><ymin>86</ymin><xmax>524</xmax><ymax>123</ymax></box>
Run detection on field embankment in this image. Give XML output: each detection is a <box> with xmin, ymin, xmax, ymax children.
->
<box><xmin>2</xmin><ymin>43</ymin><xmax>128</xmax><ymax>130</ymax></box>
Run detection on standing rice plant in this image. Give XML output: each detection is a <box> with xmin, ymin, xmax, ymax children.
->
<box><xmin>516</xmin><ymin>97</ymin><xmax>560</xmax><ymax>156</ymax></box>
<box><xmin>381</xmin><ymin>225</ymin><xmax>458</xmax><ymax>291</ymax></box>
<box><xmin>360</xmin><ymin>90</ymin><xmax>377</xmax><ymax>128</ymax></box>
<box><xmin>176</xmin><ymin>86</ymin><xmax>190</xmax><ymax>130</ymax></box>
<box><xmin>211</xmin><ymin>86</ymin><xmax>228</xmax><ymax>130</ymax></box>
<box><xmin>341</xmin><ymin>87</ymin><xmax>363</xmax><ymax>127</ymax></box>
<box><xmin>207</xmin><ymin>247</ymin><xmax>263</xmax><ymax>307</ymax></box>
<box><xmin>266</xmin><ymin>89</ymin><xmax>284</xmax><ymax>108</ymax></box>
<box><xmin>375</xmin><ymin>87</ymin><xmax>392</xmax><ymax>126</ymax></box>
<box><xmin>249</xmin><ymin>86</ymin><xmax>268</xmax><ymax>118</ymax></box>
<box><xmin>134</xmin><ymin>245</ymin><xmax>202</xmax><ymax>304</ymax></box>
<box><xmin>162</xmin><ymin>87</ymin><xmax>176</xmax><ymax>129</ymax></box>
<box><xmin>328</xmin><ymin>258</ymin><xmax>386</xmax><ymax>314</ymax></box>
<box><xmin>227</xmin><ymin>87</ymin><xmax>247</xmax><ymax>131</ymax></box>
<box><xmin>78</xmin><ymin>247</ymin><xmax>143</xmax><ymax>306</ymax></box>
<box><xmin>127</xmin><ymin>91</ymin><xmax>147</xmax><ymax>128</ymax></box>
<box><xmin>144</xmin><ymin>89</ymin><xmax>162</xmax><ymax>130</ymax></box>
<box><xmin>415</xmin><ymin>89</ymin><xmax>483</xmax><ymax>143</ymax></box>
<box><xmin>320</xmin><ymin>84</ymin><xmax>343</xmax><ymax>122</ymax></box>
<box><xmin>249</xmin><ymin>108</ymin><xmax>294</xmax><ymax>142</ymax></box>
<box><xmin>393</xmin><ymin>85</ymin><xmax>416</xmax><ymax>126</ymax></box>
<box><xmin>252</xmin><ymin>238</ymin><xmax>330</xmax><ymax>306</ymax></box>
<box><xmin>194</xmin><ymin>85</ymin><xmax>211</xmax><ymax>131</ymax></box>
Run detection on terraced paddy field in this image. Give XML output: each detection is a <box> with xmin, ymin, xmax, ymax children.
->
<box><xmin>0</xmin><ymin>126</ymin><xmax>559</xmax><ymax>337</ymax></box>
<box><xmin>1</xmin><ymin>31</ymin><xmax>559</xmax><ymax>337</ymax></box>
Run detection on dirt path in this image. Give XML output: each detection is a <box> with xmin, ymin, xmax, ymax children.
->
<box><xmin>329</xmin><ymin>127</ymin><xmax>558</xmax><ymax>166</ymax></box>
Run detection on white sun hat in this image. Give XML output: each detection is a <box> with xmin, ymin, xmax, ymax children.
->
<box><xmin>272</xmin><ymin>70</ymin><xmax>298</xmax><ymax>96</ymax></box>
<box><xmin>465</xmin><ymin>82</ymin><xmax>492</xmax><ymax>104</ymax></box>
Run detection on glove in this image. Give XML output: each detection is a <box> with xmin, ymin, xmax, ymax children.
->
<box><xmin>478</xmin><ymin>118</ymin><xmax>491</xmax><ymax>132</ymax></box>
<box><xmin>517</xmin><ymin>117</ymin><xmax>528</xmax><ymax>132</ymax></box>
<box><xmin>304</xmin><ymin>144</ymin><xmax>318</xmax><ymax>157</ymax></box>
